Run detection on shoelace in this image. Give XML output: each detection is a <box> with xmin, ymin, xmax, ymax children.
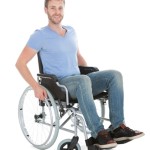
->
<box><xmin>125</xmin><ymin>127</ymin><xmax>135</xmax><ymax>133</ymax></box>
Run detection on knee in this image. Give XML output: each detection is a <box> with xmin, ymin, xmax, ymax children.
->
<box><xmin>78</xmin><ymin>75</ymin><xmax>91</xmax><ymax>86</ymax></box>
<box><xmin>112</xmin><ymin>70</ymin><xmax>122</xmax><ymax>78</ymax></box>
<box><xmin>110</xmin><ymin>70</ymin><xmax>123</xmax><ymax>83</ymax></box>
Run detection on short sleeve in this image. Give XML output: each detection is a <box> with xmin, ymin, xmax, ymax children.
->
<box><xmin>26</xmin><ymin>30</ymin><xmax>43</xmax><ymax>52</ymax></box>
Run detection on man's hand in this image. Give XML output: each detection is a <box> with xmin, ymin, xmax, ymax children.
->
<box><xmin>33</xmin><ymin>85</ymin><xmax>47</xmax><ymax>101</ymax></box>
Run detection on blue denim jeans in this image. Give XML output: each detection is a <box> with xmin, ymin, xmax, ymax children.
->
<box><xmin>59</xmin><ymin>70</ymin><xmax>124</xmax><ymax>138</ymax></box>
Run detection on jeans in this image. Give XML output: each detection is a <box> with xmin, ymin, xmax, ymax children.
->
<box><xmin>59</xmin><ymin>70</ymin><xmax>124</xmax><ymax>138</ymax></box>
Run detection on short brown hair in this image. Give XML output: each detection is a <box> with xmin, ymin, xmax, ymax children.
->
<box><xmin>44</xmin><ymin>0</ymin><xmax>65</xmax><ymax>8</ymax></box>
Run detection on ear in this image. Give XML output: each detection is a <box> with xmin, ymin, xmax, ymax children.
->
<box><xmin>44</xmin><ymin>7</ymin><xmax>48</xmax><ymax>14</ymax></box>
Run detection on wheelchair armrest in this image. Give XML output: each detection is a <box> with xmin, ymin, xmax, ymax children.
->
<box><xmin>37</xmin><ymin>73</ymin><xmax>65</xmax><ymax>100</ymax></box>
<box><xmin>79</xmin><ymin>66</ymin><xmax>99</xmax><ymax>75</ymax></box>
<box><xmin>37</xmin><ymin>73</ymin><xmax>58</xmax><ymax>81</ymax></box>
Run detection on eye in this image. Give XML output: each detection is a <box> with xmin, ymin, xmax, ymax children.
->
<box><xmin>50</xmin><ymin>6</ymin><xmax>55</xmax><ymax>10</ymax></box>
<box><xmin>59</xmin><ymin>6</ymin><xmax>63</xmax><ymax>10</ymax></box>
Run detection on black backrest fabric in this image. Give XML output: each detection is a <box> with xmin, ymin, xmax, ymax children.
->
<box><xmin>37</xmin><ymin>52</ymin><xmax>43</xmax><ymax>74</ymax></box>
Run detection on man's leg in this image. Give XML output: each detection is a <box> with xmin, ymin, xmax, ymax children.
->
<box><xmin>88</xmin><ymin>70</ymin><xmax>144</xmax><ymax>142</ymax></box>
<box><xmin>59</xmin><ymin>75</ymin><xmax>104</xmax><ymax>137</ymax></box>
<box><xmin>87</xmin><ymin>70</ymin><xmax>124</xmax><ymax>129</ymax></box>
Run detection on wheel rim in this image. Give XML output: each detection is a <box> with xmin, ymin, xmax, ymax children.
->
<box><xmin>18</xmin><ymin>86</ymin><xmax>59</xmax><ymax>149</ymax></box>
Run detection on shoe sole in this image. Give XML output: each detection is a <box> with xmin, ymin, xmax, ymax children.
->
<box><xmin>114</xmin><ymin>132</ymin><xmax>145</xmax><ymax>141</ymax></box>
<box><xmin>116</xmin><ymin>139</ymin><xmax>132</xmax><ymax>144</ymax></box>
<box><xmin>94</xmin><ymin>143</ymin><xmax>117</xmax><ymax>149</ymax></box>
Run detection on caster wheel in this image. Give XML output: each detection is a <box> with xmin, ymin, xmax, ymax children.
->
<box><xmin>57</xmin><ymin>139</ymin><xmax>81</xmax><ymax>150</ymax></box>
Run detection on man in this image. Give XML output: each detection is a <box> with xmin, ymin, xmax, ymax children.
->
<box><xmin>15</xmin><ymin>0</ymin><xmax>144</xmax><ymax>149</ymax></box>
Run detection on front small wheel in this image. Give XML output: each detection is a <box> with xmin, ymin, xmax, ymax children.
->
<box><xmin>57</xmin><ymin>139</ymin><xmax>81</xmax><ymax>150</ymax></box>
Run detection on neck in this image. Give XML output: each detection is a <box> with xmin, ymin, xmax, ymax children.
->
<box><xmin>48</xmin><ymin>22</ymin><xmax>62</xmax><ymax>30</ymax></box>
<box><xmin>48</xmin><ymin>22</ymin><xmax>66</xmax><ymax>36</ymax></box>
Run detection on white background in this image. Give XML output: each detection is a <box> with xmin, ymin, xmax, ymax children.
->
<box><xmin>0</xmin><ymin>0</ymin><xmax>150</xmax><ymax>149</ymax></box>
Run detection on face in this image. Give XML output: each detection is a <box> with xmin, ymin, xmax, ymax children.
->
<box><xmin>45</xmin><ymin>0</ymin><xmax>65</xmax><ymax>25</ymax></box>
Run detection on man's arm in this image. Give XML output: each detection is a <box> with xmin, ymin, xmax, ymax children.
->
<box><xmin>15</xmin><ymin>46</ymin><xmax>47</xmax><ymax>100</ymax></box>
<box><xmin>77</xmin><ymin>49</ymin><xmax>87</xmax><ymax>66</ymax></box>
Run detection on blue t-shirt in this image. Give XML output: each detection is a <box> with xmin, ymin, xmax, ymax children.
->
<box><xmin>27</xmin><ymin>25</ymin><xmax>80</xmax><ymax>79</ymax></box>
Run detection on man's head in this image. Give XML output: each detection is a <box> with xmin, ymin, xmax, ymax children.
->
<box><xmin>44</xmin><ymin>0</ymin><xmax>65</xmax><ymax>25</ymax></box>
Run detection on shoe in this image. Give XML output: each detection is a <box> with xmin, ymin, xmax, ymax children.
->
<box><xmin>110</xmin><ymin>124</ymin><xmax>145</xmax><ymax>142</ymax></box>
<box><xmin>94</xmin><ymin>130</ymin><xmax>117</xmax><ymax>149</ymax></box>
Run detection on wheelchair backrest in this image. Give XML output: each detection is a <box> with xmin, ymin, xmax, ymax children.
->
<box><xmin>37</xmin><ymin>52</ymin><xmax>44</xmax><ymax>74</ymax></box>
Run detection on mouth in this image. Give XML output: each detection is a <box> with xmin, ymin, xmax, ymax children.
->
<box><xmin>53</xmin><ymin>15</ymin><xmax>62</xmax><ymax>19</ymax></box>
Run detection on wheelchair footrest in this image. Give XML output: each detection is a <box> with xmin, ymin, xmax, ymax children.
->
<box><xmin>68</xmin><ymin>136</ymin><xmax>79</xmax><ymax>150</ymax></box>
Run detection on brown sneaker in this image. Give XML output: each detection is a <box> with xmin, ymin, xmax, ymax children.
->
<box><xmin>94</xmin><ymin>130</ymin><xmax>117</xmax><ymax>149</ymax></box>
<box><xmin>111</xmin><ymin>124</ymin><xmax>145</xmax><ymax>142</ymax></box>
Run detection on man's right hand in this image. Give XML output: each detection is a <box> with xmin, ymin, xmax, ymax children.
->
<box><xmin>33</xmin><ymin>85</ymin><xmax>47</xmax><ymax>101</ymax></box>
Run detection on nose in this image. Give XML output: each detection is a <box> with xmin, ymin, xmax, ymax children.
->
<box><xmin>55</xmin><ymin>9</ymin><xmax>61</xmax><ymax>15</ymax></box>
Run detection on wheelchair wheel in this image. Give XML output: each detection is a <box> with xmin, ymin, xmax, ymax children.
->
<box><xmin>57</xmin><ymin>139</ymin><xmax>81</xmax><ymax>150</ymax></box>
<box><xmin>18</xmin><ymin>86</ymin><xmax>59</xmax><ymax>150</ymax></box>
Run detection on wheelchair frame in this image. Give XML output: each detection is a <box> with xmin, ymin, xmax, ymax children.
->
<box><xmin>18</xmin><ymin>53</ymin><xmax>109</xmax><ymax>150</ymax></box>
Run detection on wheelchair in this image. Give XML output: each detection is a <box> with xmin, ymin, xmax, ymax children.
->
<box><xmin>18</xmin><ymin>53</ymin><xmax>110</xmax><ymax>150</ymax></box>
